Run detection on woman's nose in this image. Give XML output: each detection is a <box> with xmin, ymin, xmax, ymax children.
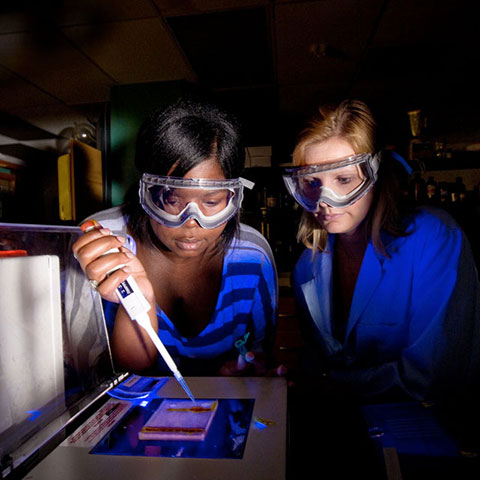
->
<box><xmin>184</xmin><ymin>217</ymin><xmax>200</xmax><ymax>228</ymax></box>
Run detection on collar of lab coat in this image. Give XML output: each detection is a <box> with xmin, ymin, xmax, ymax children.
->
<box><xmin>299</xmin><ymin>233</ymin><xmax>385</xmax><ymax>351</ymax></box>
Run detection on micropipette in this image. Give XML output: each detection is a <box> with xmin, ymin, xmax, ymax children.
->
<box><xmin>133</xmin><ymin>309</ymin><xmax>196</xmax><ymax>403</ymax></box>
<box><xmin>114</xmin><ymin>275</ymin><xmax>196</xmax><ymax>403</ymax></box>
<box><xmin>81</xmin><ymin>220</ymin><xmax>196</xmax><ymax>403</ymax></box>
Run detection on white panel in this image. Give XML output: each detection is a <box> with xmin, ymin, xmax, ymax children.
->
<box><xmin>0</xmin><ymin>255</ymin><xmax>64</xmax><ymax>434</ymax></box>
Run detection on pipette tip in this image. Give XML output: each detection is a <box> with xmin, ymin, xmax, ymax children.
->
<box><xmin>175</xmin><ymin>373</ymin><xmax>196</xmax><ymax>404</ymax></box>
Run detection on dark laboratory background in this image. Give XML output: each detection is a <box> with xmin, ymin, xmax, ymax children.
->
<box><xmin>2</xmin><ymin>0</ymin><xmax>480</xmax><ymax>365</ymax></box>
<box><xmin>1</xmin><ymin>0</ymin><xmax>480</xmax><ymax>354</ymax></box>
<box><xmin>1</xmin><ymin>2</ymin><xmax>480</xmax><ymax>478</ymax></box>
<box><xmin>1</xmin><ymin>0</ymin><xmax>480</xmax><ymax>272</ymax></box>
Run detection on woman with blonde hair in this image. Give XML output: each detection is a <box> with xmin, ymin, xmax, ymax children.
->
<box><xmin>283</xmin><ymin>99</ymin><xmax>479</xmax><ymax>403</ymax></box>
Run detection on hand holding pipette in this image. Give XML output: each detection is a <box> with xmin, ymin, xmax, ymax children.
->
<box><xmin>73</xmin><ymin>219</ymin><xmax>195</xmax><ymax>402</ymax></box>
<box><xmin>72</xmin><ymin>220</ymin><xmax>153</xmax><ymax>305</ymax></box>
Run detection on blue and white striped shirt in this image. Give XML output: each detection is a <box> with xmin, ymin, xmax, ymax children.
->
<box><xmin>95</xmin><ymin>207</ymin><xmax>278</xmax><ymax>375</ymax></box>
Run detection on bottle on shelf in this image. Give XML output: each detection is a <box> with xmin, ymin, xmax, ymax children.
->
<box><xmin>426</xmin><ymin>175</ymin><xmax>437</xmax><ymax>204</ymax></box>
<box><xmin>449</xmin><ymin>177</ymin><xmax>466</xmax><ymax>204</ymax></box>
<box><xmin>266</xmin><ymin>192</ymin><xmax>278</xmax><ymax>209</ymax></box>
<box><xmin>260</xmin><ymin>207</ymin><xmax>270</xmax><ymax>241</ymax></box>
<box><xmin>454</xmin><ymin>177</ymin><xmax>467</xmax><ymax>203</ymax></box>
<box><xmin>438</xmin><ymin>181</ymin><xmax>450</xmax><ymax>205</ymax></box>
<box><xmin>450</xmin><ymin>180</ymin><xmax>459</xmax><ymax>203</ymax></box>
<box><xmin>409</xmin><ymin>172</ymin><xmax>426</xmax><ymax>204</ymax></box>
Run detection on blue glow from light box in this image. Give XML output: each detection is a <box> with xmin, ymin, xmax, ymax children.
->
<box><xmin>90</xmin><ymin>398</ymin><xmax>255</xmax><ymax>460</ymax></box>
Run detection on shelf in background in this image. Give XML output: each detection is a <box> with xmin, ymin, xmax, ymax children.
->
<box><xmin>412</xmin><ymin>151</ymin><xmax>480</xmax><ymax>171</ymax></box>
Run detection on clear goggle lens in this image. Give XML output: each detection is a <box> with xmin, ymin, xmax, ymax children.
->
<box><xmin>283</xmin><ymin>153</ymin><xmax>380</xmax><ymax>210</ymax></box>
<box><xmin>151</xmin><ymin>186</ymin><xmax>233</xmax><ymax>216</ymax></box>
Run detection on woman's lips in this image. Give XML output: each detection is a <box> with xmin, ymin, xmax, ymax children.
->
<box><xmin>176</xmin><ymin>238</ymin><xmax>202</xmax><ymax>250</ymax></box>
<box><xmin>318</xmin><ymin>212</ymin><xmax>344</xmax><ymax>221</ymax></box>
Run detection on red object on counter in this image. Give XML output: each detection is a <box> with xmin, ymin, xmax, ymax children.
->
<box><xmin>0</xmin><ymin>250</ymin><xmax>28</xmax><ymax>257</ymax></box>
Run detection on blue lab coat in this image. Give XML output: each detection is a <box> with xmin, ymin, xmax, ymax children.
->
<box><xmin>293</xmin><ymin>207</ymin><xmax>480</xmax><ymax>401</ymax></box>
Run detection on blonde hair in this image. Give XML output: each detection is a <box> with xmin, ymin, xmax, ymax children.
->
<box><xmin>293</xmin><ymin>99</ymin><xmax>406</xmax><ymax>256</ymax></box>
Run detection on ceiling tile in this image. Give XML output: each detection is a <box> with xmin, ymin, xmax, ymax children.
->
<box><xmin>54</xmin><ymin>0</ymin><xmax>160</xmax><ymax>25</ymax></box>
<box><xmin>0</xmin><ymin>67</ymin><xmax>62</xmax><ymax>111</ymax></box>
<box><xmin>154</xmin><ymin>0</ymin><xmax>268</xmax><ymax>16</ymax></box>
<box><xmin>0</xmin><ymin>0</ymin><xmax>478</xmax><ymax>134</ymax></box>
<box><xmin>0</xmin><ymin>0</ymin><xmax>160</xmax><ymax>34</ymax></box>
<box><xmin>0</xmin><ymin>11</ymin><xmax>31</xmax><ymax>34</ymax></box>
<box><xmin>167</xmin><ymin>7</ymin><xmax>273</xmax><ymax>88</ymax></box>
<box><xmin>274</xmin><ymin>0</ymin><xmax>384</xmax><ymax>85</ymax></box>
<box><xmin>62</xmin><ymin>18</ymin><xmax>195</xmax><ymax>84</ymax></box>
<box><xmin>355</xmin><ymin>0</ymin><xmax>478</xmax><ymax>109</ymax></box>
<box><xmin>372</xmin><ymin>0</ymin><xmax>469</xmax><ymax>46</ymax></box>
<box><xmin>0</xmin><ymin>31</ymin><xmax>113</xmax><ymax>104</ymax></box>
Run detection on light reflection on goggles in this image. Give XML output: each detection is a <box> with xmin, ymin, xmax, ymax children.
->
<box><xmin>283</xmin><ymin>153</ymin><xmax>380</xmax><ymax>210</ymax></box>
<box><xmin>139</xmin><ymin>174</ymin><xmax>254</xmax><ymax>229</ymax></box>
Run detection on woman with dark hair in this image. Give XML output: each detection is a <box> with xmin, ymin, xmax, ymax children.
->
<box><xmin>283</xmin><ymin>99</ymin><xmax>480</xmax><ymax>403</ymax></box>
<box><xmin>72</xmin><ymin>98</ymin><xmax>278</xmax><ymax>376</ymax></box>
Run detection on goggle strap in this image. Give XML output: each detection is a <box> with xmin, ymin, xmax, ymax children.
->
<box><xmin>239</xmin><ymin>177</ymin><xmax>254</xmax><ymax>190</ymax></box>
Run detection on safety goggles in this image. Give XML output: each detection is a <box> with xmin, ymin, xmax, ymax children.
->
<box><xmin>139</xmin><ymin>174</ymin><xmax>254</xmax><ymax>229</ymax></box>
<box><xmin>283</xmin><ymin>152</ymin><xmax>380</xmax><ymax>210</ymax></box>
